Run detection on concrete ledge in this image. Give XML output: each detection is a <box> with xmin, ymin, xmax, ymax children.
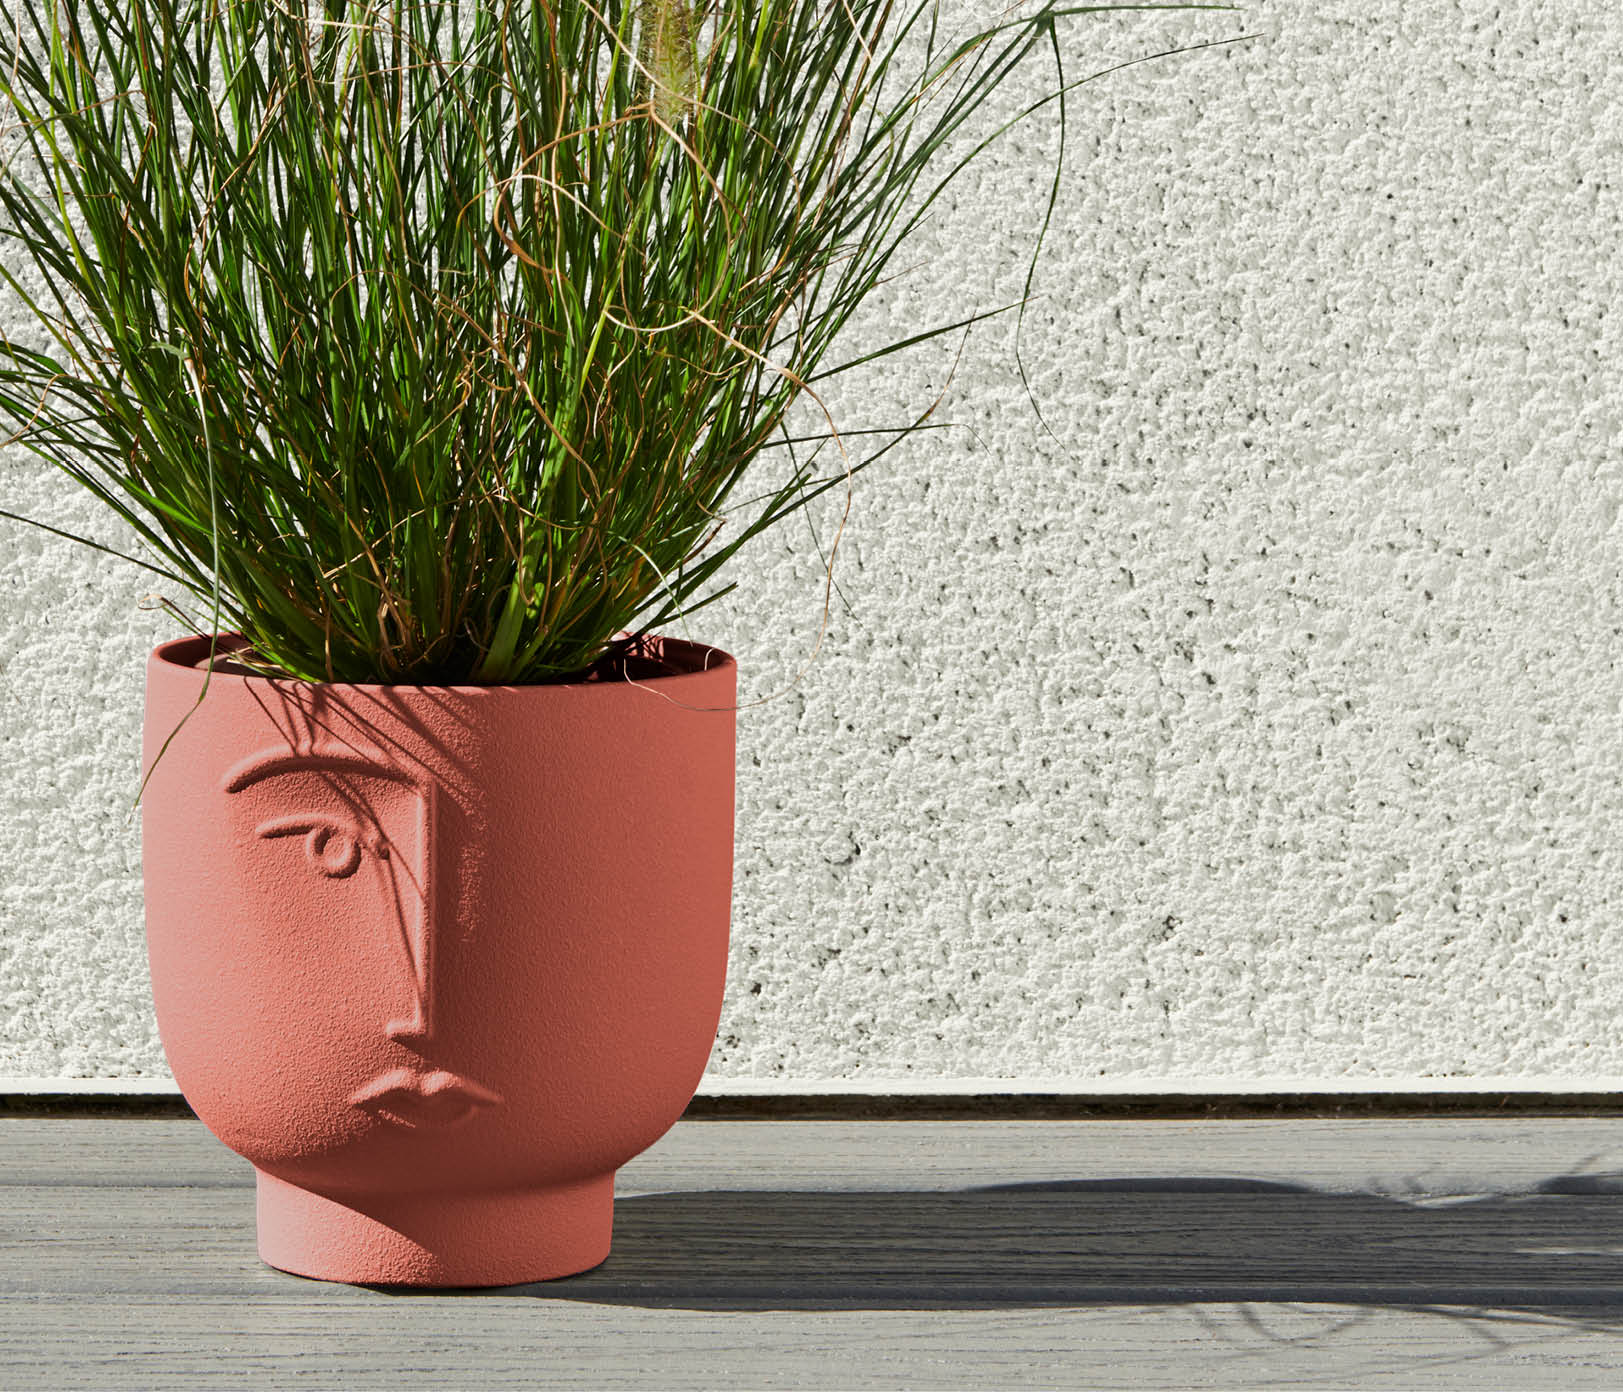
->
<box><xmin>9</xmin><ymin>1076</ymin><xmax>1623</xmax><ymax>1119</ymax></box>
<box><xmin>13</xmin><ymin>1074</ymin><xmax>1623</xmax><ymax>1095</ymax></box>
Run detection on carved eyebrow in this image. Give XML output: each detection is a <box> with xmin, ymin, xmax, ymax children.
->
<box><xmin>223</xmin><ymin>749</ymin><xmax>419</xmax><ymax>795</ymax></box>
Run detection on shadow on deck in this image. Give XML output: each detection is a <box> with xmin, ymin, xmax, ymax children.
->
<box><xmin>418</xmin><ymin>1177</ymin><xmax>1623</xmax><ymax>1315</ymax></box>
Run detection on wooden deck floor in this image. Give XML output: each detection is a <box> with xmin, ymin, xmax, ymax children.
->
<box><xmin>9</xmin><ymin>1116</ymin><xmax>1623</xmax><ymax>1388</ymax></box>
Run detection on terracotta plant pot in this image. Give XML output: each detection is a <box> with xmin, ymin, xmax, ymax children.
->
<box><xmin>140</xmin><ymin>633</ymin><xmax>736</xmax><ymax>1287</ymax></box>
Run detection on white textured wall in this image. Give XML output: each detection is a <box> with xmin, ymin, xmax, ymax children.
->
<box><xmin>5</xmin><ymin>0</ymin><xmax>1623</xmax><ymax>1085</ymax></box>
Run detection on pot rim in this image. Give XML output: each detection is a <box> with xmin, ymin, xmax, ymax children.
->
<box><xmin>151</xmin><ymin>631</ymin><xmax>736</xmax><ymax>695</ymax></box>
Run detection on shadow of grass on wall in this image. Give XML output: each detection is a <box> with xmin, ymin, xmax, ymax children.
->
<box><xmin>471</xmin><ymin>1178</ymin><xmax>1623</xmax><ymax>1313</ymax></box>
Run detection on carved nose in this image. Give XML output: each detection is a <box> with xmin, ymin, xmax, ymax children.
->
<box><xmin>376</xmin><ymin>787</ymin><xmax>437</xmax><ymax>1049</ymax></box>
<box><xmin>386</xmin><ymin>1019</ymin><xmax>433</xmax><ymax>1050</ymax></box>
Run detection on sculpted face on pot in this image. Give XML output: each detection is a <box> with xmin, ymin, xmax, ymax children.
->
<box><xmin>143</xmin><ymin>637</ymin><xmax>736</xmax><ymax>1210</ymax></box>
<box><xmin>222</xmin><ymin>743</ymin><xmax>501</xmax><ymax>1133</ymax></box>
<box><xmin>168</xmin><ymin>727</ymin><xmax>522</xmax><ymax>1188</ymax></box>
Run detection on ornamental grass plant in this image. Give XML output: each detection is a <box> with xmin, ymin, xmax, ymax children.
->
<box><xmin>0</xmin><ymin>0</ymin><xmax>1237</xmax><ymax>686</ymax></box>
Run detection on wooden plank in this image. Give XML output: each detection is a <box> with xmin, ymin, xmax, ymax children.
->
<box><xmin>14</xmin><ymin>1178</ymin><xmax>1623</xmax><ymax>1305</ymax></box>
<box><xmin>0</xmin><ymin>1121</ymin><xmax>251</xmax><ymax>1188</ymax></box>
<box><xmin>6</xmin><ymin>1296</ymin><xmax>1623</xmax><ymax>1391</ymax></box>
<box><xmin>8</xmin><ymin>1118</ymin><xmax>1623</xmax><ymax>1389</ymax></box>
<box><xmin>12</xmin><ymin>1116</ymin><xmax>1623</xmax><ymax>1193</ymax></box>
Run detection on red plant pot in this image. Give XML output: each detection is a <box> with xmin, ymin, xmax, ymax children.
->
<box><xmin>141</xmin><ymin>634</ymin><xmax>735</xmax><ymax>1287</ymax></box>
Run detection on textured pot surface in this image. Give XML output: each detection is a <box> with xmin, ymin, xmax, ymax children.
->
<box><xmin>141</xmin><ymin>635</ymin><xmax>736</xmax><ymax>1286</ymax></box>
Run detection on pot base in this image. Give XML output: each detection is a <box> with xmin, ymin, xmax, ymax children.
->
<box><xmin>254</xmin><ymin>1169</ymin><xmax>614</xmax><ymax>1287</ymax></box>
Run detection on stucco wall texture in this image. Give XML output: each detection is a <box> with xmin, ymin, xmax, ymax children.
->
<box><xmin>5</xmin><ymin>0</ymin><xmax>1623</xmax><ymax>1086</ymax></box>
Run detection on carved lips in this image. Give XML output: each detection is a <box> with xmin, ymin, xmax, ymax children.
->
<box><xmin>349</xmin><ymin>1068</ymin><xmax>504</xmax><ymax>1130</ymax></box>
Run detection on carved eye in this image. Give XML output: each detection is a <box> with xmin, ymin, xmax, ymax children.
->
<box><xmin>256</xmin><ymin>815</ymin><xmax>385</xmax><ymax>879</ymax></box>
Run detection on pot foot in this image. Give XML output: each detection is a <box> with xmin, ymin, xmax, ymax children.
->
<box><xmin>254</xmin><ymin>1169</ymin><xmax>614</xmax><ymax>1287</ymax></box>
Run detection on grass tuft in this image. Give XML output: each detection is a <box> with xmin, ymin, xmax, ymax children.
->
<box><xmin>0</xmin><ymin>0</ymin><xmax>1240</xmax><ymax>684</ymax></box>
